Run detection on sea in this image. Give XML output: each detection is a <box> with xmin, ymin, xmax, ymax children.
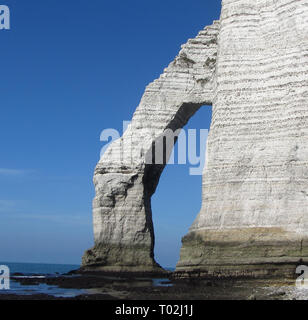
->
<box><xmin>0</xmin><ymin>261</ymin><xmax>84</xmax><ymax>298</ymax></box>
<box><xmin>0</xmin><ymin>262</ymin><xmax>174</xmax><ymax>298</ymax></box>
<box><xmin>1</xmin><ymin>261</ymin><xmax>80</xmax><ymax>275</ymax></box>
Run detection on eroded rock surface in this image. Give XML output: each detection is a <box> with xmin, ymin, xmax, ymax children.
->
<box><xmin>176</xmin><ymin>0</ymin><xmax>308</xmax><ymax>277</ymax></box>
<box><xmin>83</xmin><ymin>0</ymin><xmax>308</xmax><ymax>276</ymax></box>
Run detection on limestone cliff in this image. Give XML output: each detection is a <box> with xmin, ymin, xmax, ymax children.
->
<box><xmin>82</xmin><ymin>0</ymin><xmax>308</xmax><ymax>277</ymax></box>
<box><xmin>176</xmin><ymin>0</ymin><xmax>308</xmax><ymax>278</ymax></box>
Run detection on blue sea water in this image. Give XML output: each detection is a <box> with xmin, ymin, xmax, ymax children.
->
<box><xmin>0</xmin><ymin>261</ymin><xmax>85</xmax><ymax>298</ymax></box>
<box><xmin>0</xmin><ymin>262</ymin><xmax>174</xmax><ymax>298</ymax></box>
<box><xmin>0</xmin><ymin>261</ymin><xmax>80</xmax><ymax>276</ymax></box>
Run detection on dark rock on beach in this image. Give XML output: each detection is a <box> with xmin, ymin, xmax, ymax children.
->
<box><xmin>6</xmin><ymin>270</ymin><xmax>303</xmax><ymax>300</ymax></box>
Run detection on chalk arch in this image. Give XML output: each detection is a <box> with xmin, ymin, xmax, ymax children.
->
<box><xmin>81</xmin><ymin>21</ymin><xmax>220</xmax><ymax>272</ymax></box>
<box><xmin>82</xmin><ymin>0</ymin><xmax>308</xmax><ymax>278</ymax></box>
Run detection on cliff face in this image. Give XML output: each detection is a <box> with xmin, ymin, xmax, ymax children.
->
<box><xmin>176</xmin><ymin>0</ymin><xmax>308</xmax><ymax>277</ymax></box>
<box><xmin>83</xmin><ymin>0</ymin><xmax>308</xmax><ymax>276</ymax></box>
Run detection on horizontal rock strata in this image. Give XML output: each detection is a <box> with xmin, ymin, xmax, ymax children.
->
<box><xmin>83</xmin><ymin>0</ymin><xmax>308</xmax><ymax>277</ymax></box>
<box><xmin>176</xmin><ymin>0</ymin><xmax>308</xmax><ymax>277</ymax></box>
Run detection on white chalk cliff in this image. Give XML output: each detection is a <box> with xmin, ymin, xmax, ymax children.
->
<box><xmin>82</xmin><ymin>0</ymin><xmax>308</xmax><ymax>277</ymax></box>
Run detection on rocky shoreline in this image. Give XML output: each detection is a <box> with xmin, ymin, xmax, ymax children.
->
<box><xmin>1</xmin><ymin>270</ymin><xmax>307</xmax><ymax>300</ymax></box>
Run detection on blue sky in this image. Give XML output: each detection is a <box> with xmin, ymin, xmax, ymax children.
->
<box><xmin>0</xmin><ymin>0</ymin><xmax>221</xmax><ymax>267</ymax></box>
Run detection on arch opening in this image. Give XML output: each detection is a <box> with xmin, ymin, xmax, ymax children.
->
<box><xmin>151</xmin><ymin>105</ymin><xmax>213</xmax><ymax>269</ymax></box>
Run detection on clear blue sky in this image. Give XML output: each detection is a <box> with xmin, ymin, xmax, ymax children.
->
<box><xmin>0</xmin><ymin>0</ymin><xmax>221</xmax><ymax>267</ymax></box>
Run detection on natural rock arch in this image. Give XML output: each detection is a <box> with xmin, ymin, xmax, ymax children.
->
<box><xmin>82</xmin><ymin>21</ymin><xmax>220</xmax><ymax>272</ymax></box>
<box><xmin>83</xmin><ymin>0</ymin><xmax>308</xmax><ymax>277</ymax></box>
